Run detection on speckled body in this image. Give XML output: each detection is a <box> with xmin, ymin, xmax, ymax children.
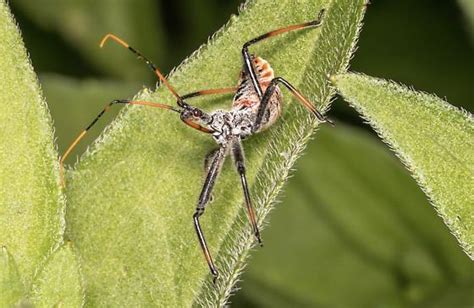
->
<box><xmin>61</xmin><ymin>11</ymin><xmax>329</xmax><ymax>282</ymax></box>
<box><xmin>207</xmin><ymin>56</ymin><xmax>282</xmax><ymax>145</ymax></box>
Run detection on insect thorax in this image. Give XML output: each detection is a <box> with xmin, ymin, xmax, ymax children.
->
<box><xmin>208</xmin><ymin>109</ymin><xmax>254</xmax><ymax>145</ymax></box>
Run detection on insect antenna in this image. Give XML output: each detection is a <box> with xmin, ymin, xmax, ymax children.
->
<box><xmin>59</xmin><ymin>99</ymin><xmax>178</xmax><ymax>186</ymax></box>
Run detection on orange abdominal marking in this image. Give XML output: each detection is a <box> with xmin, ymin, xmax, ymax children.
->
<box><xmin>233</xmin><ymin>56</ymin><xmax>276</xmax><ymax>111</ymax></box>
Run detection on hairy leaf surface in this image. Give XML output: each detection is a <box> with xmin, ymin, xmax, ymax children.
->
<box><xmin>65</xmin><ymin>0</ymin><xmax>367</xmax><ymax>306</ymax></box>
<box><xmin>30</xmin><ymin>243</ymin><xmax>84</xmax><ymax>307</ymax></box>
<box><xmin>332</xmin><ymin>72</ymin><xmax>474</xmax><ymax>258</ymax></box>
<box><xmin>0</xmin><ymin>0</ymin><xmax>63</xmax><ymax>289</ymax></box>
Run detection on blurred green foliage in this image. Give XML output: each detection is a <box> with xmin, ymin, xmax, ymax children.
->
<box><xmin>333</xmin><ymin>72</ymin><xmax>474</xmax><ymax>257</ymax></box>
<box><xmin>234</xmin><ymin>125</ymin><xmax>473</xmax><ymax>307</ymax></box>
<box><xmin>6</xmin><ymin>0</ymin><xmax>473</xmax><ymax>307</ymax></box>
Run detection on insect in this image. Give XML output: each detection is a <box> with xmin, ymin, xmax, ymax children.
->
<box><xmin>60</xmin><ymin>9</ymin><xmax>330</xmax><ymax>283</ymax></box>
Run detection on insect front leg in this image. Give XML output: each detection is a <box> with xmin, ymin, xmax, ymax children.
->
<box><xmin>193</xmin><ymin>145</ymin><xmax>227</xmax><ymax>283</ymax></box>
<box><xmin>60</xmin><ymin>99</ymin><xmax>178</xmax><ymax>186</ymax></box>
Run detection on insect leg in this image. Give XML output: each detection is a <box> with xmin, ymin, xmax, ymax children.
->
<box><xmin>60</xmin><ymin>99</ymin><xmax>178</xmax><ymax>185</ymax></box>
<box><xmin>193</xmin><ymin>145</ymin><xmax>227</xmax><ymax>283</ymax></box>
<box><xmin>231</xmin><ymin>139</ymin><xmax>262</xmax><ymax>246</ymax></box>
<box><xmin>100</xmin><ymin>34</ymin><xmax>185</xmax><ymax>105</ymax></box>
<box><xmin>204</xmin><ymin>148</ymin><xmax>220</xmax><ymax>171</ymax></box>
<box><xmin>241</xmin><ymin>9</ymin><xmax>326</xmax><ymax>98</ymax></box>
<box><xmin>203</xmin><ymin>148</ymin><xmax>220</xmax><ymax>203</ymax></box>
<box><xmin>253</xmin><ymin>77</ymin><xmax>332</xmax><ymax>132</ymax></box>
<box><xmin>181</xmin><ymin>87</ymin><xmax>237</xmax><ymax>100</ymax></box>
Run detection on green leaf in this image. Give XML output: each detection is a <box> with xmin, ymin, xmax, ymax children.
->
<box><xmin>331</xmin><ymin>72</ymin><xmax>474</xmax><ymax>258</ymax></box>
<box><xmin>30</xmin><ymin>243</ymin><xmax>85</xmax><ymax>307</ymax></box>
<box><xmin>0</xmin><ymin>0</ymin><xmax>64</xmax><ymax>288</ymax></box>
<box><xmin>0</xmin><ymin>247</ymin><xmax>25</xmax><ymax>307</ymax></box>
<box><xmin>13</xmin><ymin>0</ymin><xmax>165</xmax><ymax>81</ymax></box>
<box><xmin>65</xmin><ymin>0</ymin><xmax>366</xmax><ymax>306</ymax></box>
<box><xmin>234</xmin><ymin>125</ymin><xmax>473</xmax><ymax>307</ymax></box>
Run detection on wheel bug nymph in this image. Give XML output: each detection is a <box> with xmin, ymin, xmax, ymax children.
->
<box><xmin>60</xmin><ymin>9</ymin><xmax>331</xmax><ymax>283</ymax></box>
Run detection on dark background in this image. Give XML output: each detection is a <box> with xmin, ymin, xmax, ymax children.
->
<box><xmin>10</xmin><ymin>0</ymin><xmax>473</xmax><ymax>307</ymax></box>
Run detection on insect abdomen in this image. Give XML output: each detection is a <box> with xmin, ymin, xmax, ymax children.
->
<box><xmin>232</xmin><ymin>56</ymin><xmax>282</xmax><ymax>131</ymax></box>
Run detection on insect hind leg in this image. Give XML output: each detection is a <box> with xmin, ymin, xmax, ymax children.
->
<box><xmin>253</xmin><ymin>77</ymin><xmax>331</xmax><ymax>133</ymax></box>
<box><xmin>231</xmin><ymin>139</ymin><xmax>262</xmax><ymax>246</ymax></box>
<box><xmin>241</xmin><ymin>9</ymin><xmax>326</xmax><ymax>98</ymax></box>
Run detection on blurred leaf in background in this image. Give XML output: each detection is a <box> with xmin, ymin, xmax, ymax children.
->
<box><xmin>332</xmin><ymin>72</ymin><xmax>473</xmax><ymax>257</ymax></box>
<box><xmin>6</xmin><ymin>0</ymin><xmax>473</xmax><ymax>307</ymax></box>
<box><xmin>458</xmin><ymin>0</ymin><xmax>474</xmax><ymax>41</ymax></box>
<box><xmin>332</xmin><ymin>0</ymin><xmax>473</xmax><ymax>124</ymax></box>
<box><xmin>14</xmin><ymin>0</ymin><xmax>165</xmax><ymax>81</ymax></box>
<box><xmin>352</xmin><ymin>0</ymin><xmax>473</xmax><ymax>108</ymax></box>
<box><xmin>233</xmin><ymin>124</ymin><xmax>473</xmax><ymax>307</ymax></box>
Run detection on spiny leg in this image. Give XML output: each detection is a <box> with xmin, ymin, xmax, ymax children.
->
<box><xmin>241</xmin><ymin>9</ymin><xmax>326</xmax><ymax>98</ymax></box>
<box><xmin>231</xmin><ymin>139</ymin><xmax>262</xmax><ymax>246</ymax></box>
<box><xmin>59</xmin><ymin>99</ymin><xmax>178</xmax><ymax>185</ymax></box>
<box><xmin>100</xmin><ymin>34</ymin><xmax>185</xmax><ymax>105</ymax></box>
<box><xmin>194</xmin><ymin>145</ymin><xmax>227</xmax><ymax>283</ymax></box>
<box><xmin>253</xmin><ymin>77</ymin><xmax>332</xmax><ymax>133</ymax></box>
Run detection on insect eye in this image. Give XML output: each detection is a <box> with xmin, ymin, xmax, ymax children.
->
<box><xmin>193</xmin><ymin>109</ymin><xmax>202</xmax><ymax>117</ymax></box>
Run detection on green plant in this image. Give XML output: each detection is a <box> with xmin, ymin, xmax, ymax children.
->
<box><xmin>1</xmin><ymin>0</ymin><xmax>472</xmax><ymax>307</ymax></box>
<box><xmin>332</xmin><ymin>73</ymin><xmax>473</xmax><ymax>256</ymax></box>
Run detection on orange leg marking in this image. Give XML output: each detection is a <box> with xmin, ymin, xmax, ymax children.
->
<box><xmin>181</xmin><ymin>87</ymin><xmax>237</xmax><ymax>100</ymax></box>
